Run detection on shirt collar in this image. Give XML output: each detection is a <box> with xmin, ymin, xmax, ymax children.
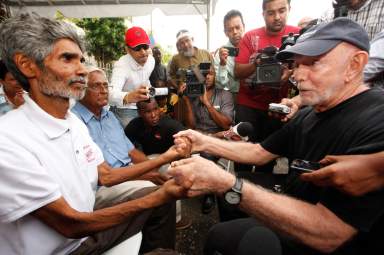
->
<box><xmin>21</xmin><ymin>94</ymin><xmax>71</xmax><ymax>139</ymax></box>
<box><xmin>73</xmin><ymin>101</ymin><xmax>108</xmax><ymax>124</ymax></box>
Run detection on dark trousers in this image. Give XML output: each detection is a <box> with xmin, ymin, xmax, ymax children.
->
<box><xmin>70</xmin><ymin>186</ymin><xmax>176</xmax><ymax>255</ymax></box>
<box><xmin>204</xmin><ymin>218</ymin><xmax>317</xmax><ymax>255</ymax></box>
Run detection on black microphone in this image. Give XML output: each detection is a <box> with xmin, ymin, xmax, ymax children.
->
<box><xmin>232</xmin><ymin>122</ymin><xmax>254</xmax><ymax>141</ymax></box>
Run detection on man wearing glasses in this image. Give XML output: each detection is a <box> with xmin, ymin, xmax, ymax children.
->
<box><xmin>110</xmin><ymin>26</ymin><xmax>154</xmax><ymax>127</ymax></box>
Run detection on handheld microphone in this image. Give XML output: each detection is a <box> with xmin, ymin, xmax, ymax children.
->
<box><xmin>232</xmin><ymin>122</ymin><xmax>254</xmax><ymax>141</ymax></box>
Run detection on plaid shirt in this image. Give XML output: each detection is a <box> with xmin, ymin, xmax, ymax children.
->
<box><xmin>320</xmin><ymin>0</ymin><xmax>384</xmax><ymax>40</ymax></box>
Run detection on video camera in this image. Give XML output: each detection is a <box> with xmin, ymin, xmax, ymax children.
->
<box><xmin>248</xmin><ymin>32</ymin><xmax>299</xmax><ymax>88</ymax></box>
<box><xmin>178</xmin><ymin>62</ymin><xmax>211</xmax><ymax>97</ymax></box>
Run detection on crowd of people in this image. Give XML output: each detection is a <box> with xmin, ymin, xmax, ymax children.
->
<box><xmin>0</xmin><ymin>0</ymin><xmax>384</xmax><ymax>254</ymax></box>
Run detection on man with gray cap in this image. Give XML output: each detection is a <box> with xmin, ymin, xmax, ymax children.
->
<box><xmin>168</xmin><ymin>18</ymin><xmax>384</xmax><ymax>255</ymax></box>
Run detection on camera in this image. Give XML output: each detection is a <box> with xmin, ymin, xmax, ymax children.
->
<box><xmin>148</xmin><ymin>87</ymin><xmax>169</xmax><ymax>98</ymax></box>
<box><xmin>268</xmin><ymin>103</ymin><xmax>291</xmax><ymax>114</ymax></box>
<box><xmin>248</xmin><ymin>33</ymin><xmax>299</xmax><ymax>88</ymax></box>
<box><xmin>224</xmin><ymin>47</ymin><xmax>239</xmax><ymax>57</ymax></box>
<box><xmin>290</xmin><ymin>159</ymin><xmax>322</xmax><ymax>174</ymax></box>
<box><xmin>179</xmin><ymin>62</ymin><xmax>211</xmax><ymax>97</ymax></box>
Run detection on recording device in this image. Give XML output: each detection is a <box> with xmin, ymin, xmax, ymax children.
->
<box><xmin>178</xmin><ymin>62</ymin><xmax>211</xmax><ymax>97</ymax></box>
<box><xmin>268</xmin><ymin>103</ymin><xmax>291</xmax><ymax>115</ymax></box>
<box><xmin>148</xmin><ymin>87</ymin><xmax>169</xmax><ymax>98</ymax></box>
<box><xmin>248</xmin><ymin>33</ymin><xmax>299</xmax><ymax>88</ymax></box>
<box><xmin>333</xmin><ymin>0</ymin><xmax>349</xmax><ymax>18</ymax></box>
<box><xmin>290</xmin><ymin>159</ymin><xmax>322</xmax><ymax>174</ymax></box>
<box><xmin>232</xmin><ymin>122</ymin><xmax>254</xmax><ymax>141</ymax></box>
<box><xmin>224</xmin><ymin>47</ymin><xmax>239</xmax><ymax>57</ymax></box>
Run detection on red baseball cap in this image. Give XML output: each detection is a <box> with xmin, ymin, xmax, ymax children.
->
<box><xmin>125</xmin><ymin>26</ymin><xmax>150</xmax><ymax>48</ymax></box>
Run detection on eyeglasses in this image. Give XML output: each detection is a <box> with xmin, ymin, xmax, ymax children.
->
<box><xmin>130</xmin><ymin>44</ymin><xmax>149</xmax><ymax>52</ymax></box>
<box><xmin>87</xmin><ymin>82</ymin><xmax>112</xmax><ymax>92</ymax></box>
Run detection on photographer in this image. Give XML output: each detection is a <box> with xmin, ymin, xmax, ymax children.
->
<box><xmin>168</xmin><ymin>30</ymin><xmax>212</xmax><ymax>123</ymax></box>
<box><xmin>213</xmin><ymin>10</ymin><xmax>245</xmax><ymax>102</ymax></box>
<box><xmin>234</xmin><ymin>0</ymin><xmax>299</xmax><ymax>170</ymax></box>
<box><xmin>181</xmin><ymin>67</ymin><xmax>234</xmax><ymax>134</ymax></box>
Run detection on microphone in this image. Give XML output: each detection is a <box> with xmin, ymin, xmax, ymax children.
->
<box><xmin>232</xmin><ymin>122</ymin><xmax>254</xmax><ymax>141</ymax></box>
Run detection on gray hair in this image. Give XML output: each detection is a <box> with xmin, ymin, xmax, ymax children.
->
<box><xmin>0</xmin><ymin>13</ymin><xmax>85</xmax><ymax>91</ymax></box>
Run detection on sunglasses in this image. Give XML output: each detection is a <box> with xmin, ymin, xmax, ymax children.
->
<box><xmin>130</xmin><ymin>44</ymin><xmax>149</xmax><ymax>51</ymax></box>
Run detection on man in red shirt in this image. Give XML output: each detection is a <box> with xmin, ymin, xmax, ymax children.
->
<box><xmin>235</xmin><ymin>0</ymin><xmax>300</xmax><ymax>151</ymax></box>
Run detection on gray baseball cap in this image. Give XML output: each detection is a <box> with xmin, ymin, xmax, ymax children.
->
<box><xmin>277</xmin><ymin>17</ymin><xmax>370</xmax><ymax>60</ymax></box>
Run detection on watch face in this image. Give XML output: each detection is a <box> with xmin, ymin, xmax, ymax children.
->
<box><xmin>225</xmin><ymin>191</ymin><xmax>241</xmax><ymax>205</ymax></box>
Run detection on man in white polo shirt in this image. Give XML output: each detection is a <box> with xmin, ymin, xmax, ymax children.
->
<box><xmin>110</xmin><ymin>26</ymin><xmax>155</xmax><ymax>127</ymax></box>
<box><xmin>0</xmin><ymin>14</ymin><xmax>189</xmax><ymax>255</ymax></box>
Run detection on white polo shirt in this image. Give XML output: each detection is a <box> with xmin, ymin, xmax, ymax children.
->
<box><xmin>0</xmin><ymin>95</ymin><xmax>104</xmax><ymax>255</ymax></box>
<box><xmin>109</xmin><ymin>53</ymin><xmax>155</xmax><ymax>109</ymax></box>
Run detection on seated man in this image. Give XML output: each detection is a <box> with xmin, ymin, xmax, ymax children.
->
<box><xmin>0</xmin><ymin>60</ymin><xmax>24</xmax><ymax>115</ymax></box>
<box><xmin>0</xmin><ymin>14</ymin><xmax>189</xmax><ymax>255</ymax></box>
<box><xmin>125</xmin><ymin>97</ymin><xmax>185</xmax><ymax>156</ymax></box>
<box><xmin>182</xmin><ymin>67</ymin><xmax>234</xmax><ymax>134</ymax></box>
<box><xmin>170</xmin><ymin>18</ymin><xmax>384</xmax><ymax>255</ymax></box>
<box><xmin>125</xmin><ymin>98</ymin><xmax>192</xmax><ymax>228</ymax></box>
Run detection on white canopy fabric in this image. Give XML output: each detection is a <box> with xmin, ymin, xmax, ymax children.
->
<box><xmin>7</xmin><ymin>0</ymin><xmax>217</xmax><ymax>18</ymax></box>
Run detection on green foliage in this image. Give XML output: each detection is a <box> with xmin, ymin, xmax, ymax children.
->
<box><xmin>154</xmin><ymin>44</ymin><xmax>173</xmax><ymax>65</ymax></box>
<box><xmin>74</xmin><ymin>18</ymin><xmax>126</xmax><ymax>65</ymax></box>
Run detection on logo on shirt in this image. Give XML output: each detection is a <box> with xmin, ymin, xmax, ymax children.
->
<box><xmin>83</xmin><ymin>145</ymin><xmax>96</xmax><ymax>163</ymax></box>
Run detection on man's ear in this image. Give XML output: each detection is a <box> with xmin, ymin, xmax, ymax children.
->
<box><xmin>13</xmin><ymin>53</ymin><xmax>39</xmax><ymax>79</ymax></box>
<box><xmin>345</xmin><ymin>51</ymin><xmax>369</xmax><ymax>83</ymax></box>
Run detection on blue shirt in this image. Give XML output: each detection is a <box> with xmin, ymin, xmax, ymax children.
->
<box><xmin>72</xmin><ymin>102</ymin><xmax>134</xmax><ymax>168</ymax></box>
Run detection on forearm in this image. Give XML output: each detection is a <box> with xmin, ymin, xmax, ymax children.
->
<box><xmin>234</xmin><ymin>63</ymin><xmax>256</xmax><ymax>79</ymax></box>
<box><xmin>205</xmin><ymin>104</ymin><xmax>232</xmax><ymax>130</ymax></box>
<box><xmin>202</xmin><ymin>138</ymin><xmax>274</xmax><ymax>165</ymax></box>
<box><xmin>100</xmin><ymin>155</ymin><xmax>172</xmax><ymax>186</ymax></box>
<box><xmin>239</xmin><ymin>182</ymin><xmax>357</xmax><ymax>253</ymax></box>
<box><xmin>182</xmin><ymin>96</ymin><xmax>196</xmax><ymax>129</ymax></box>
<box><xmin>32</xmin><ymin>190</ymin><xmax>168</xmax><ymax>239</ymax></box>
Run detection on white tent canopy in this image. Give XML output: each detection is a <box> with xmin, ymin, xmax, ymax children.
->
<box><xmin>6</xmin><ymin>0</ymin><xmax>217</xmax><ymax>47</ymax></box>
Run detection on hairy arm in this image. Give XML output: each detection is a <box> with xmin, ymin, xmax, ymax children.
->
<box><xmin>239</xmin><ymin>181</ymin><xmax>357</xmax><ymax>253</ymax></box>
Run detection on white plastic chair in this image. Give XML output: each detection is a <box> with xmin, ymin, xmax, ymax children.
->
<box><xmin>103</xmin><ymin>231</ymin><xmax>142</xmax><ymax>255</ymax></box>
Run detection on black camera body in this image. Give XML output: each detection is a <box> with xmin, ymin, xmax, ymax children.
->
<box><xmin>249</xmin><ymin>33</ymin><xmax>299</xmax><ymax>88</ymax></box>
<box><xmin>183</xmin><ymin>62</ymin><xmax>211</xmax><ymax>97</ymax></box>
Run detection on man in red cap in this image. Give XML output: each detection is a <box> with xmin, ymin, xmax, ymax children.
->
<box><xmin>110</xmin><ymin>26</ymin><xmax>155</xmax><ymax>127</ymax></box>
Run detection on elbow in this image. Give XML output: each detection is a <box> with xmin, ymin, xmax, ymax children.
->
<box><xmin>311</xmin><ymin>234</ymin><xmax>355</xmax><ymax>254</ymax></box>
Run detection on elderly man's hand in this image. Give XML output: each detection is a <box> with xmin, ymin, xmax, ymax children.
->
<box><xmin>300</xmin><ymin>154</ymin><xmax>384</xmax><ymax>196</ymax></box>
<box><xmin>167</xmin><ymin>156</ymin><xmax>235</xmax><ymax>197</ymax></box>
<box><xmin>269</xmin><ymin>96</ymin><xmax>301</xmax><ymax>122</ymax></box>
<box><xmin>123</xmin><ymin>85</ymin><xmax>149</xmax><ymax>104</ymax></box>
<box><xmin>174</xmin><ymin>129</ymin><xmax>207</xmax><ymax>153</ymax></box>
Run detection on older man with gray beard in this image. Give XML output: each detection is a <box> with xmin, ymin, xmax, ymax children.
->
<box><xmin>0</xmin><ymin>13</ymin><xmax>189</xmax><ymax>255</ymax></box>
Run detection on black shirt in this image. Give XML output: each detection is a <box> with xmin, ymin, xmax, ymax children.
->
<box><xmin>261</xmin><ymin>88</ymin><xmax>384</xmax><ymax>255</ymax></box>
<box><xmin>149</xmin><ymin>63</ymin><xmax>167</xmax><ymax>86</ymax></box>
<box><xmin>125</xmin><ymin>115</ymin><xmax>185</xmax><ymax>155</ymax></box>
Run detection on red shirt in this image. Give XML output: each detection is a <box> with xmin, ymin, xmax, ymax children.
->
<box><xmin>236</xmin><ymin>25</ymin><xmax>300</xmax><ymax>110</ymax></box>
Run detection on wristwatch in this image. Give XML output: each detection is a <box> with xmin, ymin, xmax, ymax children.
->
<box><xmin>224</xmin><ymin>177</ymin><xmax>243</xmax><ymax>205</ymax></box>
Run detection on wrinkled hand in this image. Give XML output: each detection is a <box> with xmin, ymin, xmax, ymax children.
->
<box><xmin>174</xmin><ymin>129</ymin><xmax>207</xmax><ymax>153</ymax></box>
<box><xmin>167</xmin><ymin>156</ymin><xmax>235</xmax><ymax>197</ymax></box>
<box><xmin>123</xmin><ymin>85</ymin><xmax>149</xmax><ymax>104</ymax></box>
<box><xmin>213</xmin><ymin>128</ymin><xmax>242</xmax><ymax>141</ymax></box>
<box><xmin>269</xmin><ymin>97</ymin><xmax>300</xmax><ymax>122</ymax></box>
<box><xmin>164</xmin><ymin>138</ymin><xmax>192</xmax><ymax>160</ymax></box>
<box><xmin>159</xmin><ymin>179</ymin><xmax>190</xmax><ymax>200</ymax></box>
<box><xmin>300</xmin><ymin>155</ymin><xmax>384</xmax><ymax>196</ymax></box>
<box><xmin>219</xmin><ymin>47</ymin><xmax>229</xmax><ymax>66</ymax></box>
<box><xmin>142</xmin><ymin>170</ymin><xmax>169</xmax><ymax>185</ymax></box>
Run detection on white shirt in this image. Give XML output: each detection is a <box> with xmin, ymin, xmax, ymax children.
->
<box><xmin>109</xmin><ymin>53</ymin><xmax>155</xmax><ymax>109</ymax></box>
<box><xmin>213</xmin><ymin>41</ymin><xmax>240</xmax><ymax>93</ymax></box>
<box><xmin>0</xmin><ymin>95</ymin><xmax>104</xmax><ymax>255</ymax></box>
